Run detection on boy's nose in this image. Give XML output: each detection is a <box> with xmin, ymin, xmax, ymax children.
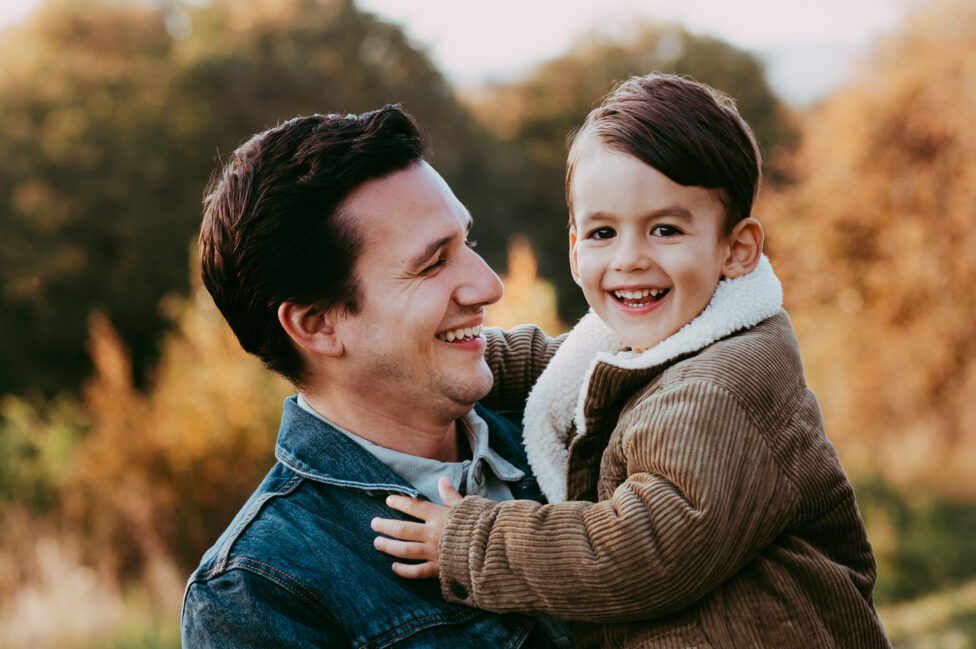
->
<box><xmin>612</xmin><ymin>236</ymin><xmax>651</xmax><ymax>272</ymax></box>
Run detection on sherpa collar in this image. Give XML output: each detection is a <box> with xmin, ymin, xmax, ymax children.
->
<box><xmin>522</xmin><ymin>255</ymin><xmax>784</xmax><ymax>503</ymax></box>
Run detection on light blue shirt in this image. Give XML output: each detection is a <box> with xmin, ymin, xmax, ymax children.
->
<box><xmin>296</xmin><ymin>394</ymin><xmax>524</xmax><ymax>504</ymax></box>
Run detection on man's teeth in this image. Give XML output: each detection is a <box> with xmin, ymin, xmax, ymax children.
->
<box><xmin>613</xmin><ymin>288</ymin><xmax>666</xmax><ymax>299</ymax></box>
<box><xmin>437</xmin><ymin>324</ymin><xmax>483</xmax><ymax>342</ymax></box>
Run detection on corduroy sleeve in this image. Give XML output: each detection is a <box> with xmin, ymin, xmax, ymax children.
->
<box><xmin>438</xmin><ymin>380</ymin><xmax>797</xmax><ymax>621</ymax></box>
<box><xmin>481</xmin><ymin>325</ymin><xmax>565</xmax><ymax>414</ymax></box>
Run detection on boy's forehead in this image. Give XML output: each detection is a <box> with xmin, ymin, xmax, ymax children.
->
<box><xmin>570</xmin><ymin>142</ymin><xmax>728</xmax><ymax>230</ymax></box>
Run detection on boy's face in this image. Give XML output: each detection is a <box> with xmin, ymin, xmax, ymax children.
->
<box><xmin>569</xmin><ymin>137</ymin><xmax>734</xmax><ymax>352</ymax></box>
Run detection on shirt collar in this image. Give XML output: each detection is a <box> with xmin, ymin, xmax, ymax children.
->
<box><xmin>460</xmin><ymin>410</ymin><xmax>525</xmax><ymax>482</ymax></box>
<box><xmin>275</xmin><ymin>396</ymin><xmax>423</xmax><ymax>499</ymax></box>
<box><xmin>295</xmin><ymin>394</ymin><xmax>524</xmax><ymax>504</ymax></box>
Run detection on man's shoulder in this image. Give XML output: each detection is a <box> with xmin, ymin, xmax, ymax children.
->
<box><xmin>189</xmin><ymin>463</ymin><xmax>308</xmax><ymax>582</ymax></box>
<box><xmin>182</xmin><ymin>463</ymin><xmax>350</xmax><ymax>646</ymax></box>
<box><xmin>189</xmin><ymin>461</ymin><xmax>381</xmax><ymax>585</ymax></box>
<box><xmin>182</xmin><ymin>457</ymin><xmax>538</xmax><ymax>649</ymax></box>
<box><xmin>183</xmin><ymin>460</ymin><xmax>400</xmax><ymax>631</ymax></box>
<box><xmin>183</xmin><ymin>557</ymin><xmax>348</xmax><ymax>647</ymax></box>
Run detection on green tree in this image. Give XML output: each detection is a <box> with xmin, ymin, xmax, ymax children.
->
<box><xmin>0</xmin><ymin>0</ymin><xmax>521</xmax><ymax>396</ymax></box>
<box><xmin>0</xmin><ymin>0</ymin><xmax>185</xmax><ymax>396</ymax></box>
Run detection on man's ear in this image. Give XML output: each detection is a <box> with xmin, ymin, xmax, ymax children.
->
<box><xmin>568</xmin><ymin>226</ymin><xmax>582</xmax><ymax>286</ymax></box>
<box><xmin>277</xmin><ymin>302</ymin><xmax>343</xmax><ymax>357</ymax></box>
<box><xmin>722</xmin><ymin>218</ymin><xmax>764</xmax><ymax>279</ymax></box>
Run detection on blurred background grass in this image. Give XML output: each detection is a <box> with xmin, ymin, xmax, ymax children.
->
<box><xmin>0</xmin><ymin>0</ymin><xmax>974</xmax><ymax>646</ymax></box>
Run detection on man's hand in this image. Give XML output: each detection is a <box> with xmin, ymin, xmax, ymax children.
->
<box><xmin>371</xmin><ymin>476</ymin><xmax>463</xmax><ymax>579</ymax></box>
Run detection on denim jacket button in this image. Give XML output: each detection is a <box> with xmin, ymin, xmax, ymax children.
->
<box><xmin>449</xmin><ymin>581</ymin><xmax>469</xmax><ymax>599</ymax></box>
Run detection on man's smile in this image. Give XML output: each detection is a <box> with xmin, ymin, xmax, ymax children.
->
<box><xmin>436</xmin><ymin>324</ymin><xmax>484</xmax><ymax>342</ymax></box>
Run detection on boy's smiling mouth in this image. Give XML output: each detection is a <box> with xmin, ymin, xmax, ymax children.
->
<box><xmin>610</xmin><ymin>288</ymin><xmax>670</xmax><ymax>308</ymax></box>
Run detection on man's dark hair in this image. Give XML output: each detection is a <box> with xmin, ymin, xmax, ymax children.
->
<box><xmin>199</xmin><ymin>105</ymin><xmax>429</xmax><ymax>385</ymax></box>
<box><xmin>567</xmin><ymin>73</ymin><xmax>762</xmax><ymax>233</ymax></box>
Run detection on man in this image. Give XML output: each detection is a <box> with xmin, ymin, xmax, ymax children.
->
<box><xmin>181</xmin><ymin>105</ymin><xmax>567</xmax><ymax>647</ymax></box>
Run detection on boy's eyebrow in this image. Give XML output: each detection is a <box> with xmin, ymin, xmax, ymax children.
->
<box><xmin>648</xmin><ymin>207</ymin><xmax>694</xmax><ymax>221</ymax></box>
<box><xmin>580</xmin><ymin>207</ymin><xmax>695</xmax><ymax>223</ymax></box>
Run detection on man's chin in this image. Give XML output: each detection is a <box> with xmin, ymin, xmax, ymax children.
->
<box><xmin>444</xmin><ymin>367</ymin><xmax>494</xmax><ymax>408</ymax></box>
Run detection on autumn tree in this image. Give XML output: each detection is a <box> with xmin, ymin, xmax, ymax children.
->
<box><xmin>759</xmin><ymin>0</ymin><xmax>976</xmax><ymax>497</ymax></box>
<box><xmin>62</xmin><ymin>278</ymin><xmax>290</xmax><ymax>584</ymax></box>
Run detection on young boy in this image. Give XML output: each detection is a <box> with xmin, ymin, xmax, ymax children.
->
<box><xmin>372</xmin><ymin>73</ymin><xmax>891</xmax><ymax>648</ymax></box>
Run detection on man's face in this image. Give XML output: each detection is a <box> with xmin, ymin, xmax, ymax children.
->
<box><xmin>333</xmin><ymin>161</ymin><xmax>504</xmax><ymax>421</ymax></box>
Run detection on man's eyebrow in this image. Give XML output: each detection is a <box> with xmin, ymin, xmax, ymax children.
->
<box><xmin>408</xmin><ymin>233</ymin><xmax>456</xmax><ymax>270</ymax></box>
<box><xmin>407</xmin><ymin>212</ymin><xmax>474</xmax><ymax>270</ymax></box>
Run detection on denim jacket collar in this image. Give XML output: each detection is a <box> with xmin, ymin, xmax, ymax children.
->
<box><xmin>274</xmin><ymin>395</ymin><xmax>425</xmax><ymax>499</ymax></box>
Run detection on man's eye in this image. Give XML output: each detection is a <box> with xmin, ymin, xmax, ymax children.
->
<box><xmin>587</xmin><ymin>227</ymin><xmax>616</xmax><ymax>240</ymax></box>
<box><xmin>465</xmin><ymin>239</ymin><xmax>478</xmax><ymax>249</ymax></box>
<box><xmin>421</xmin><ymin>257</ymin><xmax>447</xmax><ymax>274</ymax></box>
<box><xmin>651</xmin><ymin>224</ymin><xmax>681</xmax><ymax>237</ymax></box>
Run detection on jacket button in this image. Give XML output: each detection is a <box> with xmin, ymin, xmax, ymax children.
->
<box><xmin>449</xmin><ymin>581</ymin><xmax>469</xmax><ymax>599</ymax></box>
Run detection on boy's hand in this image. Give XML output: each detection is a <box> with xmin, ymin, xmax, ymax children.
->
<box><xmin>371</xmin><ymin>476</ymin><xmax>462</xmax><ymax>579</ymax></box>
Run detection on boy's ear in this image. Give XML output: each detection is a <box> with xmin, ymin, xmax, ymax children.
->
<box><xmin>568</xmin><ymin>226</ymin><xmax>582</xmax><ymax>286</ymax></box>
<box><xmin>722</xmin><ymin>218</ymin><xmax>764</xmax><ymax>279</ymax></box>
<box><xmin>277</xmin><ymin>302</ymin><xmax>344</xmax><ymax>358</ymax></box>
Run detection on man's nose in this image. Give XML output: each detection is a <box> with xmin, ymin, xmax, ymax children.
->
<box><xmin>456</xmin><ymin>247</ymin><xmax>504</xmax><ymax>307</ymax></box>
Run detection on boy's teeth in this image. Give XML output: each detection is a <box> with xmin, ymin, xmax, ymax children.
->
<box><xmin>612</xmin><ymin>288</ymin><xmax>669</xmax><ymax>303</ymax></box>
<box><xmin>614</xmin><ymin>289</ymin><xmax>663</xmax><ymax>299</ymax></box>
<box><xmin>438</xmin><ymin>324</ymin><xmax>483</xmax><ymax>342</ymax></box>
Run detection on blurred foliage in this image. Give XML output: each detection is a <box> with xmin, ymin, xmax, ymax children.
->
<box><xmin>486</xmin><ymin>235</ymin><xmax>564</xmax><ymax>335</ymax></box>
<box><xmin>0</xmin><ymin>0</ymin><xmax>522</xmax><ymax>397</ymax></box>
<box><xmin>0</xmin><ymin>394</ymin><xmax>86</xmax><ymax>513</ymax></box>
<box><xmin>880</xmin><ymin>579</ymin><xmax>976</xmax><ymax>649</ymax></box>
<box><xmin>61</xmin><ymin>280</ymin><xmax>290</xmax><ymax>580</ymax></box>
<box><xmin>0</xmin><ymin>0</ymin><xmax>973</xmax><ymax>645</ymax></box>
<box><xmin>464</xmin><ymin>23</ymin><xmax>797</xmax><ymax>319</ymax></box>
<box><xmin>759</xmin><ymin>0</ymin><xmax>976</xmax><ymax>498</ymax></box>
<box><xmin>858</xmin><ymin>477</ymin><xmax>976</xmax><ymax>604</ymax></box>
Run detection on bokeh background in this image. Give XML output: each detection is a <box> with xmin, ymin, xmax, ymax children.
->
<box><xmin>1</xmin><ymin>0</ymin><xmax>974</xmax><ymax>646</ymax></box>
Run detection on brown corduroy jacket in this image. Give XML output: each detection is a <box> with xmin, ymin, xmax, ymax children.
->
<box><xmin>439</xmin><ymin>258</ymin><xmax>891</xmax><ymax>648</ymax></box>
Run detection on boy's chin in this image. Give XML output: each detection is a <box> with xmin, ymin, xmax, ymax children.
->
<box><xmin>621</xmin><ymin>329</ymin><xmax>671</xmax><ymax>353</ymax></box>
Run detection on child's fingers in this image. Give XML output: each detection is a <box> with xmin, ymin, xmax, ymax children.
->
<box><xmin>373</xmin><ymin>536</ymin><xmax>434</xmax><ymax>561</ymax></box>
<box><xmin>371</xmin><ymin>517</ymin><xmax>428</xmax><ymax>542</ymax></box>
<box><xmin>437</xmin><ymin>476</ymin><xmax>463</xmax><ymax>507</ymax></box>
<box><xmin>385</xmin><ymin>494</ymin><xmax>440</xmax><ymax>521</ymax></box>
<box><xmin>391</xmin><ymin>560</ymin><xmax>439</xmax><ymax>580</ymax></box>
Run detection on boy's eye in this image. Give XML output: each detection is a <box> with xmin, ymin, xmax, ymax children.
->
<box><xmin>651</xmin><ymin>224</ymin><xmax>681</xmax><ymax>237</ymax></box>
<box><xmin>587</xmin><ymin>226</ymin><xmax>616</xmax><ymax>240</ymax></box>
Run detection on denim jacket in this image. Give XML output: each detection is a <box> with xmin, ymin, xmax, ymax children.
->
<box><xmin>182</xmin><ymin>397</ymin><xmax>566</xmax><ymax>648</ymax></box>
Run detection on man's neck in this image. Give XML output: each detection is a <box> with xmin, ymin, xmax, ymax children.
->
<box><xmin>300</xmin><ymin>388</ymin><xmax>461</xmax><ymax>462</ymax></box>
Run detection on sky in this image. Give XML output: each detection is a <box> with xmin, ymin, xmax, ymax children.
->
<box><xmin>0</xmin><ymin>0</ymin><xmax>923</xmax><ymax>106</ymax></box>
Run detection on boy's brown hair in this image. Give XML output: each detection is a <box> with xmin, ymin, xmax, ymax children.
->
<box><xmin>567</xmin><ymin>73</ymin><xmax>762</xmax><ymax>233</ymax></box>
<box><xmin>199</xmin><ymin>105</ymin><xmax>428</xmax><ymax>386</ymax></box>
